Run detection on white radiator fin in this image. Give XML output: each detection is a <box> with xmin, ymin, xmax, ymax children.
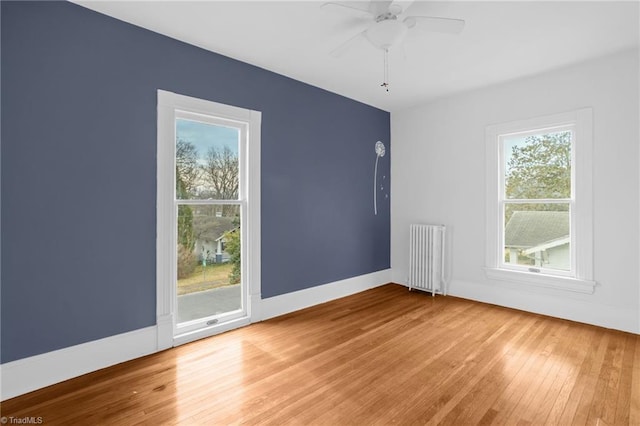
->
<box><xmin>408</xmin><ymin>224</ymin><xmax>446</xmax><ymax>296</ymax></box>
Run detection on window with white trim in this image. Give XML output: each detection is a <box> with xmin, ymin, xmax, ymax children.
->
<box><xmin>157</xmin><ymin>90</ymin><xmax>261</xmax><ymax>348</ymax></box>
<box><xmin>485</xmin><ymin>109</ymin><xmax>596</xmax><ymax>293</ymax></box>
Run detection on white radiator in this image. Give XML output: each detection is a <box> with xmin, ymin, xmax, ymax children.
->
<box><xmin>408</xmin><ymin>224</ymin><xmax>446</xmax><ymax>296</ymax></box>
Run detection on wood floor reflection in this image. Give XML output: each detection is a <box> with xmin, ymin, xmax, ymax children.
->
<box><xmin>3</xmin><ymin>284</ymin><xmax>639</xmax><ymax>425</ymax></box>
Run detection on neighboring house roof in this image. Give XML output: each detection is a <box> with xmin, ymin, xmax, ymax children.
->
<box><xmin>505</xmin><ymin>211</ymin><xmax>569</xmax><ymax>249</ymax></box>
<box><xmin>523</xmin><ymin>236</ymin><xmax>570</xmax><ymax>256</ymax></box>
<box><xmin>193</xmin><ymin>216</ymin><xmax>236</xmax><ymax>241</ymax></box>
<box><xmin>215</xmin><ymin>227</ymin><xmax>238</xmax><ymax>243</ymax></box>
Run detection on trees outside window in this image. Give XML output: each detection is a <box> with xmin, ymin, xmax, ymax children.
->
<box><xmin>175</xmin><ymin>122</ymin><xmax>241</xmax><ymax>286</ymax></box>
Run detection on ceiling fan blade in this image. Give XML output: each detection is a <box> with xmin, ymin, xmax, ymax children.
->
<box><xmin>404</xmin><ymin>16</ymin><xmax>465</xmax><ymax>34</ymax></box>
<box><xmin>389</xmin><ymin>0</ymin><xmax>416</xmax><ymax>15</ymax></box>
<box><xmin>321</xmin><ymin>2</ymin><xmax>374</xmax><ymax>19</ymax></box>
<box><xmin>330</xmin><ymin>30</ymin><xmax>368</xmax><ymax>58</ymax></box>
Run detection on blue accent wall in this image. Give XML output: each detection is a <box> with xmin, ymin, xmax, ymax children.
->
<box><xmin>1</xmin><ymin>1</ymin><xmax>390</xmax><ymax>363</ymax></box>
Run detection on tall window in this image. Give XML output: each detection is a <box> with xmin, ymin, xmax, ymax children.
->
<box><xmin>502</xmin><ymin>128</ymin><xmax>573</xmax><ymax>274</ymax></box>
<box><xmin>174</xmin><ymin>115</ymin><xmax>244</xmax><ymax>331</ymax></box>
<box><xmin>157</xmin><ymin>91</ymin><xmax>261</xmax><ymax>348</ymax></box>
<box><xmin>485</xmin><ymin>109</ymin><xmax>595</xmax><ymax>293</ymax></box>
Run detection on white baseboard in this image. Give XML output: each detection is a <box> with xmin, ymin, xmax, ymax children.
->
<box><xmin>156</xmin><ymin>313</ymin><xmax>174</xmax><ymax>351</ymax></box>
<box><xmin>446</xmin><ymin>279</ymin><xmax>638</xmax><ymax>334</ymax></box>
<box><xmin>1</xmin><ymin>269</ymin><xmax>392</xmax><ymax>401</ymax></box>
<box><xmin>259</xmin><ymin>269</ymin><xmax>392</xmax><ymax>321</ymax></box>
<box><xmin>0</xmin><ymin>326</ymin><xmax>158</xmax><ymax>401</ymax></box>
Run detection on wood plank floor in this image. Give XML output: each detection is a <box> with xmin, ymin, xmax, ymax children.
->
<box><xmin>3</xmin><ymin>284</ymin><xmax>639</xmax><ymax>425</ymax></box>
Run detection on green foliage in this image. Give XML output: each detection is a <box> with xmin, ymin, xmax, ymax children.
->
<box><xmin>224</xmin><ymin>224</ymin><xmax>241</xmax><ymax>285</ymax></box>
<box><xmin>177</xmin><ymin>205</ymin><xmax>196</xmax><ymax>251</ymax></box>
<box><xmin>176</xmin><ymin>139</ymin><xmax>198</xmax><ymax>279</ymax></box>
<box><xmin>504</xmin><ymin>131</ymin><xmax>571</xmax><ymax>223</ymax></box>
<box><xmin>506</xmin><ymin>131</ymin><xmax>571</xmax><ymax>199</ymax></box>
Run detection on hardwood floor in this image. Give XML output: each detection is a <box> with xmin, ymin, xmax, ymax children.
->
<box><xmin>3</xmin><ymin>284</ymin><xmax>639</xmax><ymax>425</ymax></box>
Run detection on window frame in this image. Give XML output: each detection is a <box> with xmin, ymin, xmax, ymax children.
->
<box><xmin>157</xmin><ymin>90</ymin><xmax>261</xmax><ymax>348</ymax></box>
<box><xmin>485</xmin><ymin>108</ymin><xmax>596</xmax><ymax>294</ymax></box>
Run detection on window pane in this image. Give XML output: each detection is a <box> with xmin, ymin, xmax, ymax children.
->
<box><xmin>503</xmin><ymin>130</ymin><xmax>571</xmax><ymax>199</ymax></box>
<box><xmin>176</xmin><ymin>118</ymin><xmax>239</xmax><ymax>200</ymax></box>
<box><xmin>504</xmin><ymin>203</ymin><xmax>570</xmax><ymax>271</ymax></box>
<box><xmin>176</xmin><ymin>204</ymin><xmax>241</xmax><ymax>323</ymax></box>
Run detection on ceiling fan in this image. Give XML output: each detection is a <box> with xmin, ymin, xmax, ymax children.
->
<box><xmin>323</xmin><ymin>0</ymin><xmax>465</xmax><ymax>91</ymax></box>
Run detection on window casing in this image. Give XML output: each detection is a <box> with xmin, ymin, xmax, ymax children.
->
<box><xmin>157</xmin><ymin>90</ymin><xmax>261</xmax><ymax>348</ymax></box>
<box><xmin>485</xmin><ymin>109</ymin><xmax>595</xmax><ymax>293</ymax></box>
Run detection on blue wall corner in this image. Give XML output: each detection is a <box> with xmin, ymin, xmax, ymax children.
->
<box><xmin>0</xmin><ymin>1</ymin><xmax>390</xmax><ymax>363</ymax></box>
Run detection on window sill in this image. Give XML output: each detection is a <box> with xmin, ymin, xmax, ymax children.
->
<box><xmin>484</xmin><ymin>268</ymin><xmax>596</xmax><ymax>294</ymax></box>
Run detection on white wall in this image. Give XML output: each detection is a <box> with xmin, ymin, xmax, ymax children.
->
<box><xmin>391</xmin><ymin>48</ymin><xmax>640</xmax><ymax>333</ymax></box>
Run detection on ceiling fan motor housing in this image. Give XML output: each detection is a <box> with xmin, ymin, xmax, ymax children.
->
<box><xmin>365</xmin><ymin>19</ymin><xmax>408</xmax><ymax>50</ymax></box>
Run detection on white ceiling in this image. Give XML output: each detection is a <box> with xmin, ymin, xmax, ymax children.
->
<box><xmin>74</xmin><ymin>1</ymin><xmax>639</xmax><ymax>112</ymax></box>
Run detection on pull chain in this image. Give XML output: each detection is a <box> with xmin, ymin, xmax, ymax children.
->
<box><xmin>381</xmin><ymin>48</ymin><xmax>389</xmax><ymax>92</ymax></box>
